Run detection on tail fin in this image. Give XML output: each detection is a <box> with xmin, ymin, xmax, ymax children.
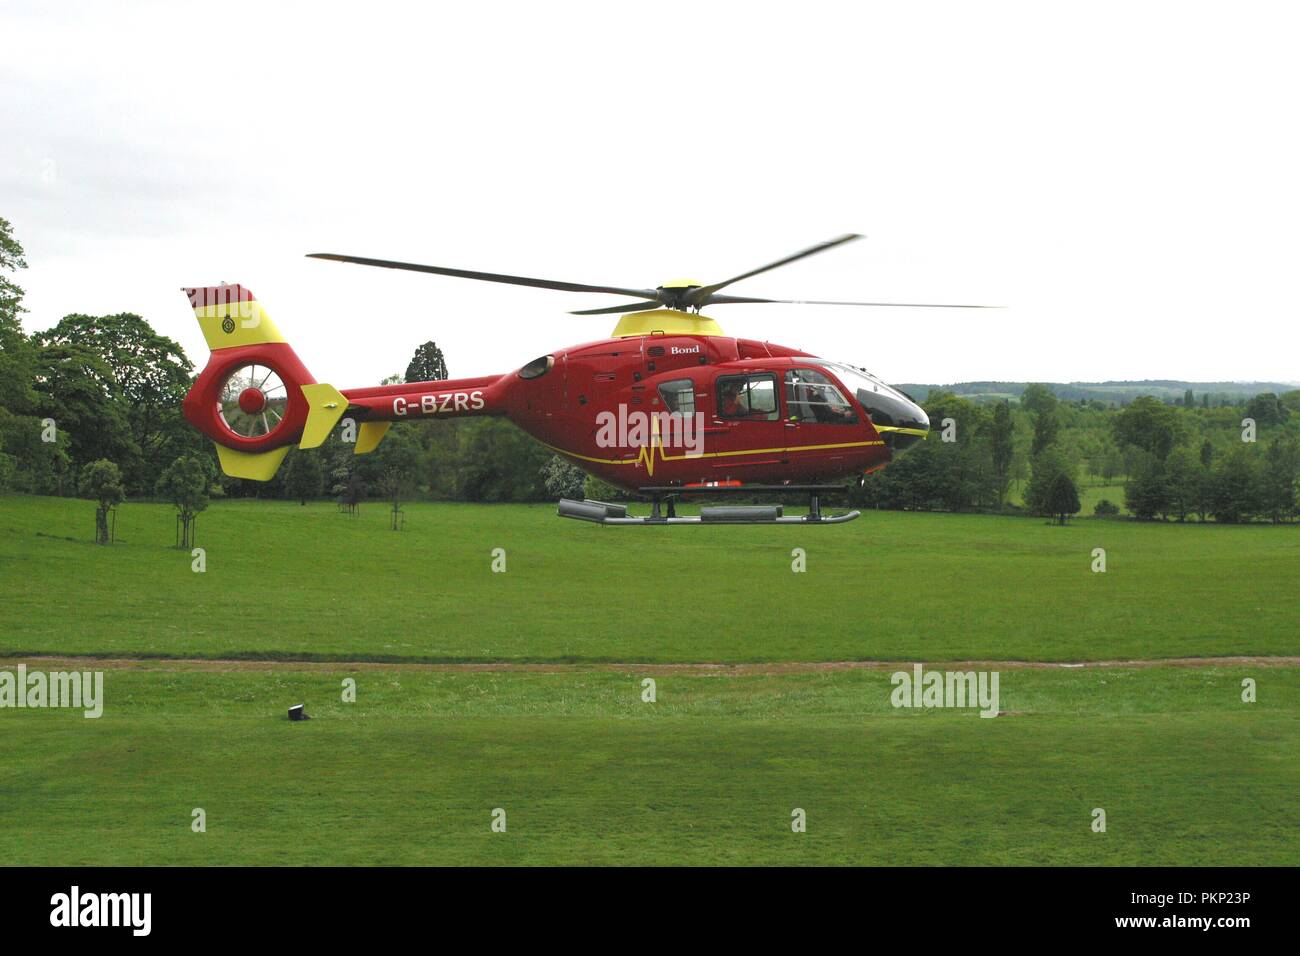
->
<box><xmin>182</xmin><ymin>284</ymin><xmax>348</xmax><ymax>481</ymax></box>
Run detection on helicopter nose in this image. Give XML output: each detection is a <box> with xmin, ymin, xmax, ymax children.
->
<box><xmin>856</xmin><ymin>386</ymin><xmax>929</xmax><ymax>450</ymax></box>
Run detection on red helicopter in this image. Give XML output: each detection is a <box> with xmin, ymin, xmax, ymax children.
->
<box><xmin>181</xmin><ymin>235</ymin><xmax>988</xmax><ymax>525</ymax></box>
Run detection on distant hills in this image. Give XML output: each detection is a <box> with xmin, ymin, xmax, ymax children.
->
<box><xmin>895</xmin><ymin>380</ymin><xmax>1298</xmax><ymax>405</ymax></box>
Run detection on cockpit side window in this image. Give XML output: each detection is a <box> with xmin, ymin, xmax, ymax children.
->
<box><xmin>784</xmin><ymin>369</ymin><xmax>858</xmax><ymax>424</ymax></box>
<box><xmin>715</xmin><ymin>373</ymin><xmax>779</xmax><ymax>421</ymax></box>
<box><xmin>657</xmin><ymin>378</ymin><xmax>696</xmax><ymax>416</ymax></box>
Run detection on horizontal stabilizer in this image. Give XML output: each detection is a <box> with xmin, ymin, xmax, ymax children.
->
<box><xmin>215</xmin><ymin>443</ymin><xmax>291</xmax><ymax>482</ymax></box>
<box><xmin>299</xmin><ymin>383</ymin><xmax>348</xmax><ymax>449</ymax></box>
<box><xmin>354</xmin><ymin>421</ymin><xmax>391</xmax><ymax>455</ymax></box>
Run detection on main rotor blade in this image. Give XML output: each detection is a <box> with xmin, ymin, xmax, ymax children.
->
<box><xmin>307</xmin><ymin>253</ymin><xmax>660</xmax><ymax>300</ymax></box>
<box><xmin>689</xmin><ymin>234</ymin><xmax>863</xmax><ymax>304</ymax></box>
<box><xmin>703</xmin><ymin>294</ymin><xmax>998</xmax><ymax>309</ymax></box>
<box><xmin>569</xmin><ymin>300</ymin><xmax>667</xmax><ymax>316</ymax></box>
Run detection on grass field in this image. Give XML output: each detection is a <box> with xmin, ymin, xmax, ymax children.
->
<box><xmin>2</xmin><ymin>495</ymin><xmax>1297</xmax><ymax>663</ymax></box>
<box><xmin>1</xmin><ymin>494</ymin><xmax>1297</xmax><ymax>865</ymax></box>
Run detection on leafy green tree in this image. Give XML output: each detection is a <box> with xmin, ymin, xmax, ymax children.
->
<box><xmin>283</xmin><ymin>449</ymin><xmax>325</xmax><ymax>504</ymax></box>
<box><xmin>37</xmin><ymin>313</ymin><xmax>194</xmax><ymax>491</ymax></box>
<box><xmin>1045</xmin><ymin>471</ymin><xmax>1081</xmax><ymax>524</ymax></box>
<box><xmin>458</xmin><ymin>419</ymin><xmax>551</xmax><ymax>502</ymax></box>
<box><xmin>1209</xmin><ymin>445</ymin><xmax>1262</xmax><ymax>523</ymax></box>
<box><xmin>1020</xmin><ymin>383</ymin><xmax>1058</xmax><ymax>417</ymax></box>
<box><xmin>1031</xmin><ymin>408</ymin><xmax>1059</xmax><ymax>456</ymax></box>
<box><xmin>1164</xmin><ymin>446</ymin><xmax>1200</xmax><ymax>521</ymax></box>
<box><xmin>31</xmin><ymin>342</ymin><xmax>136</xmax><ymax>468</ymax></box>
<box><xmin>0</xmin><ymin>409</ymin><xmax>71</xmax><ymax>494</ymax></box>
<box><xmin>156</xmin><ymin>454</ymin><xmax>215</xmax><ymax>548</ymax></box>
<box><xmin>78</xmin><ymin>458</ymin><xmax>125</xmax><ymax>544</ymax></box>
<box><xmin>1024</xmin><ymin>448</ymin><xmax>1073</xmax><ymax>517</ymax></box>
<box><xmin>359</xmin><ymin>423</ymin><xmax>423</xmax><ymax>525</ymax></box>
<box><xmin>1245</xmin><ymin>392</ymin><xmax>1289</xmax><ymax>428</ymax></box>
<box><xmin>0</xmin><ymin>216</ymin><xmax>37</xmax><ymax>414</ymax></box>
<box><xmin>1098</xmin><ymin>443</ymin><xmax>1124</xmax><ymax>482</ymax></box>
<box><xmin>405</xmin><ymin>341</ymin><xmax>449</xmax><ymax>384</ymax></box>
<box><xmin>1183</xmin><ymin>388</ymin><xmax>1194</xmax><ymax>408</ymax></box>
<box><xmin>985</xmin><ymin>400</ymin><xmax>1015</xmax><ymax>506</ymax></box>
<box><xmin>1260</xmin><ymin>438</ymin><xmax>1299</xmax><ymax>523</ymax></box>
<box><xmin>1125</xmin><ymin>451</ymin><xmax>1170</xmax><ymax>520</ymax></box>
<box><xmin>1113</xmin><ymin>396</ymin><xmax>1184</xmax><ymax>459</ymax></box>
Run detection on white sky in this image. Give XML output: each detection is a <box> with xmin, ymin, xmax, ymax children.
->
<box><xmin>3</xmin><ymin>0</ymin><xmax>1297</xmax><ymax>387</ymax></box>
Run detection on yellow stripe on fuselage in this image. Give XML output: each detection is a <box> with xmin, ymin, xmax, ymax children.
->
<box><xmin>871</xmin><ymin>425</ymin><xmax>929</xmax><ymax>437</ymax></box>
<box><xmin>544</xmin><ymin>438</ymin><xmax>887</xmax><ymax>477</ymax></box>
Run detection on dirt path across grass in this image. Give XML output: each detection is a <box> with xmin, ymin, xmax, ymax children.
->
<box><xmin>1</xmin><ymin>654</ymin><xmax>1295</xmax><ymax>675</ymax></box>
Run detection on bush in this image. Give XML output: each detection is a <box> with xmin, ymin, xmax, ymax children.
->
<box><xmin>540</xmin><ymin>455</ymin><xmax>587</xmax><ymax>499</ymax></box>
<box><xmin>1093</xmin><ymin>498</ymin><xmax>1120</xmax><ymax>517</ymax></box>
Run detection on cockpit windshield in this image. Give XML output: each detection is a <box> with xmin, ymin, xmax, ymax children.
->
<box><xmin>806</xmin><ymin>359</ymin><xmax>929</xmax><ymax>448</ymax></box>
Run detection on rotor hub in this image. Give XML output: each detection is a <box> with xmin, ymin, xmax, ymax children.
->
<box><xmin>217</xmin><ymin>364</ymin><xmax>289</xmax><ymax>441</ymax></box>
<box><xmin>238</xmin><ymin>386</ymin><xmax>267</xmax><ymax>414</ymax></box>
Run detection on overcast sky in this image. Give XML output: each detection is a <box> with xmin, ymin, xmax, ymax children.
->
<box><xmin>3</xmin><ymin>0</ymin><xmax>1297</xmax><ymax>388</ymax></box>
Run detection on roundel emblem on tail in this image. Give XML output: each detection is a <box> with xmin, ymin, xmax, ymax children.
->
<box><xmin>221</xmin><ymin>315</ymin><xmax>236</xmax><ymax>334</ymax></box>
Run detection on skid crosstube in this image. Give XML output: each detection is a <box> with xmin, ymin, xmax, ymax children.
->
<box><xmin>557</xmin><ymin>483</ymin><xmax>860</xmax><ymax>526</ymax></box>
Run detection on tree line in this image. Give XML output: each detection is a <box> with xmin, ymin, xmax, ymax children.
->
<box><xmin>853</xmin><ymin>383</ymin><xmax>1300</xmax><ymax>522</ymax></box>
<box><xmin>2</xmin><ymin>215</ymin><xmax>1297</xmax><ymax>527</ymax></box>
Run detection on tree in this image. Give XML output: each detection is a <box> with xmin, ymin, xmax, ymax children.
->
<box><xmin>37</xmin><ymin>313</ymin><xmax>195</xmax><ymax>491</ymax></box>
<box><xmin>1245</xmin><ymin>392</ymin><xmax>1289</xmax><ymax>428</ymax></box>
<box><xmin>156</xmin><ymin>455</ymin><xmax>215</xmax><ymax>548</ymax></box>
<box><xmin>340</xmin><ymin>471</ymin><xmax>366</xmax><ymax>516</ymax></box>
<box><xmin>541</xmin><ymin>454</ymin><xmax>588</xmax><ymax>499</ymax></box>
<box><xmin>1209</xmin><ymin>446</ymin><xmax>1262</xmax><ymax>523</ymax></box>
<box><xmin>1031</xmin><ymin>408</ymin><xmax>1059</xmax><ymax>456</ymax></box>
<box><xmin>283</xmin><ymin>449</ymin><xmax>324</xmax><ymax>504</ymax></box>
<box><xmin>0</xmin><ymin>216</ymin><xmax>38</xmax><ymax>414</ymax></box>
<box><xmin>1183</xmin><ymin>388</ymin><xmax>1195</xmax><ymax>409</ymax></box>
<box><xmin>1163</xmin><ymin>446</ymin><xmax>1200</xmax><ymax>522</ymax></box>
<box><xmin>31</xmin><ymin>342</ymin><xmax>136</xmax><ymax>468</ymax></box>
<box><xmin>78</xmin><ymin>459</ymin><xmax>125</xmax><ymax>544</ymax></box>
<box><xmin>1260</xmin><ymin>438</ymin><xmax>1299</xmax><ymax>523</ymax></box>
<box><xmin>1044</xmin><ymin>471</ymin><xmax>1080</xmax><ymax>524</ymax></box>
<box><xmin>405</xmin><ymin>341</ymin><xmax>449</xmax><ymax>384</ymax></box>
<box><xmin>1024</xmin><ymin>448</ymin><xmax>1073</xmax><ymax>517</ymax></box>
<box><xmin>359</xmin><ymin>423</ymin><xmax>422</xmax><ymax>527</ymax></box>
<box><xmin>1113</xmin><ymin>396</ymin><xmax>1184</xmax><ymax>459</ymax></box>
<box><xmin>1098</xmin><ymin>443</ymin><xmax>1124</xmax><ymax>483</ymax></box>
<box><xmin>986</xmin><ymin>401</ymin><xmax>1015</xmax><ymax>506</ymax></box>
<box><xmin>1020</xmin><ymin>383</ymin><xmax>1057</xmax><ymax>417</ymax></box>
<box><xmin>1125</xmin><ymin>451</ymin><xmax>1170</xmax><ymax>520</ymax></box>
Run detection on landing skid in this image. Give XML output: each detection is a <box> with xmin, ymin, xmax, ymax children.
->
<box><xmin>557</xmin><ymin>483</ymin><xmax>860</xmax><ymax>526</ymax></box>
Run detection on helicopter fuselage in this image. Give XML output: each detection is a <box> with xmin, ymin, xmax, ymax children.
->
<box><xmin>337</xmin><ymin>313</ymin><xmax>930</xmax><ymax>491</ymax></box>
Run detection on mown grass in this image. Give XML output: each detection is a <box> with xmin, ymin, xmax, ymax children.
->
<box><xmin>0</xmin><ymin>664</ymin><xmax>1294</xmax><ymax>865</ymax></box>
<box><xmin>1</xmin><ymin>495</ymin><xmax>1297</xmax><ymax>663</ymax></box>
<box><xmin>2</xmin><ymin>494</ymin><xmax>1295</xmax><ymax>865</ymax></box>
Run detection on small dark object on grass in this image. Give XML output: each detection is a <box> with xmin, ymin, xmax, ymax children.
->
<box><xmin>288</xmin><ymin>704</ymin><xmax>311</xmax><ymax>721</ymax></box>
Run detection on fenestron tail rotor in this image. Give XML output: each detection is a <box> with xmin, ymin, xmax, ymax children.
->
<box><xmin>217</xmin><ymin>364</ymin><xmax>289</xmax><ymax>441</ymax></box>
<box><xmin>307</xmin><ymin>235</ymin><xmax>997</xmax><ymax>315</ymax></box>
